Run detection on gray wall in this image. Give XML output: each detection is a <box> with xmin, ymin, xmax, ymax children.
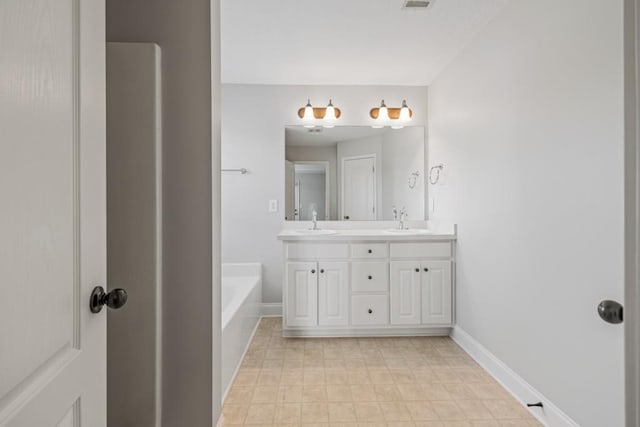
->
<box><xmin>107</xmin><ymin>2</ymin><xmax>216</xmax><ymax>426</ymax></box>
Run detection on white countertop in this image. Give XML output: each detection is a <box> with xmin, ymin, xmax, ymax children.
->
<box><xmin>277</xmin><ymin>228</ymin><xmax>456</xmax><ymax>242</ymax></box>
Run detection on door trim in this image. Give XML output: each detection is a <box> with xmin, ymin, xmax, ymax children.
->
<box><xmin>625</xmin><ymin>0</ymin><xmax>640</xmax><ymax>424</ymax></box>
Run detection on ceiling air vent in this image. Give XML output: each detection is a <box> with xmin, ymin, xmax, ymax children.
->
<box><xmin>402</xmin><ymin>0</ymin><xmax>433</xmax><ymax>9</ymax></box>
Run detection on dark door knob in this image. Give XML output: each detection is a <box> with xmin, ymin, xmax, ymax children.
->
<box><xmin>344</xmin><ymin>215</ymin><xmax>350</xmax><ymax>220</ymax></box>
<box><xmin>368</xmin><ymin>309</ymin><xmax>373</xmax><ymax>314</ymax></box>
<box><xmin>90</xmin><ymin>286</ymin><xmax>128</xmax><ymax>313</ymax></box>
<box><xmin>320</xmin><ymin>269</ymin><xmax>325</xmax><ymax>273</ymax></box>
<box><xmin>311</xmin><ymin>269</ymin><xmax>316</xmax><ymax>274</ymax></box>
<box><xmin>415</xmin><ymin>268</ymin><xmax>420</xmax><ymax>272</ymax></box>
<box><xmin>424</xmin><ymin>268</ymin><xmax>429</xmax><ymax>272</ymax></box>
<box><xmin>368</xmin><ymin>249</ymin><xmax>373</xmax><ymax>254</ymax></box>
<box><xmin>368</xmin><ymin>275</ymin><xmax>373</xmax><ymax>280</ymax></box>
<box><xmin>598</xmin><ymin>300</ymin><xmax>623</xmax><ymax>324</ymax></box>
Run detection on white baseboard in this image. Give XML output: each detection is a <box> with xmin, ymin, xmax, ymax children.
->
<box><xmin>261</xmin><ymin>303</ymin><xmax>282</xmax><ymax>317</ymax></box>
<box><xmin>450</xmin><ymin>326</ymin><xmax>579</xmax><ymax>427</ymax></box>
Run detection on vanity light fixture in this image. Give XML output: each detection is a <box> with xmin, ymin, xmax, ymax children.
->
<box><xmin>298</xmin><ymin>99</ymin><xmax>342</xmax><ymax>128</ymax></box>
<box><xmin>370</xmin><ymin>99</ymin><xmax>413</xmax><ymax>129</ymax></box>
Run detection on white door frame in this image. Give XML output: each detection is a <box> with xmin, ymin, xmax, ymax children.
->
<box><xmin>341</xmin><ymin>154</ymin><xmax>377</xmax><ymax>220</ymax></box>
<box><xmin>293</xmin><ymin>161</ymin><xmax>331</xmax><ymax>220</ymax></box>
<box><xmin>625</xmin><ymin>1</ymin><xmax>640</xmax><ymax>425</ymax></box>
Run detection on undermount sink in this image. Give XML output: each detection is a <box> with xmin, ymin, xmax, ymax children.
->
<box><xmin>383</xmin><ymin>228</ymin><xmax>431</xmax><ymax>235</ymax></box>
<box><xmin>291</xmin><ymin>229</ymin><xmax>338</xmax><ymax>235</ymax></box>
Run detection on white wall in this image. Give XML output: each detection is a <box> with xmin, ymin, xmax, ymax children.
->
<box><xmin>381</xmin><ymin>127</ymin><xmax>425</xmax><ymax>220</ymax></box>
<box><xmin>222</xmin><ymin>85</ymin><xmax>427</xmax><ymax>302</ymax></box>
<box><xmin>428</xmin><ymin>1</ymin><xmax>624</xmax><ymax>426</ymax></box>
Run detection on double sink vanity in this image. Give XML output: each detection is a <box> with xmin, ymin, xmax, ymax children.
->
<box><xmin>278</xmin><ymin>225</ymin><xmax>456</xmax><ymax>337</ymax></box>
<box><xmin>281</xmin><ymin>125</ymin><xmax>455</xmax><ymax>337</ymax></box>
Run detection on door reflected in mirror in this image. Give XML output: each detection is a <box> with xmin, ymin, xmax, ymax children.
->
<box><xmin>285</xmin><ymin>126</ymin><xmax>425</xmax><ymax>221</ymax></box>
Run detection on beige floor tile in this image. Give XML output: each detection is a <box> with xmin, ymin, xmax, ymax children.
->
<box><xmin>274</xmin><ymin>403</ymin><xmax>302</xmax><ymax>424</ymax></box>
<box><xmin>350</xmin><ymin>384</ymin><xmax>378</xmax><ymax>401</ymax></box>
<box><xmin>278</xmin><ymin>385</ymin><xmax>303</xmax><ymax>402</ymax></box>
<box><xmin>222</xmin><ymin>404</ymin><xmax>249</xmax><ymax>424</ymax></box>
<box><xmin>482</xmin><ymin>401</ymin><xmax>529</xmax><ymax>420</ymax></box>
<box><xmin>406</xmin><ymin>401</ymin><xmax>439</xmax><ymax>421</ymax></box>
<box><xmin>252</xmin><ymin>385</ymin><xmax>279</xmax><ymax>403</ymax></box>
<box><xmin>379</xmin><ymin>402</ymin><xmax>412</xmax><ymax>421</ymax></box>
<box><xmin>456</xmin><ymin>400</ymin><xmax>494</xmax><ymax>420</ymax></box>
<box><xmin>327</xmin><ymin>385</ymin><xmax>353</xmax><ymax>402</ymax></box>
<box><xmin>221</xmin><ymin>319</ymin><xmax>534</xmax><ymax>427</ymax></box>
<box><xmin>225</xmin><ymin>386</ymin><xmax>253</xmax><ymax>404</ymax></box>
<box><xmin>431</xmin><ymin>401</ymin><xmax>466</xmax><ymax>421</ymax></box>
<box><xmin>302</xmin><ymin>402</ymin><xmax>330</xmax><ymax>423</ymax></box>
<box><xmin>374</xmin><ymin>384</ymin><xmax>402</xmax><ymax>401</ymax></box>
<box><xmin>329</xmin><ymin>402</ymin><xmax>357</xmax><ymax>422</ymax></box>
<box><xmin>353</xmin><ymin>402</ymin><xmax>383</xmax><ymax>422</ymax></box>
<box><xmin>245</xmin><ymin>403</ymin><xmax>276</xmax><ymax>424</ymax></box>
<box><xmin>303</xmin><ymin>385</ymin><xmax>329</xmax><ymax>402</ymax></box>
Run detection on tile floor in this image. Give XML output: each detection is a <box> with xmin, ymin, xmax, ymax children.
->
<box><xmin>221</xmin><ymin>318</ymin><xmax>542</xmax><ymax>427</ymax></box>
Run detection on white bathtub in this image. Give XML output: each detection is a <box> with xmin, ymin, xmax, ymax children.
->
<box><xmin>221</xmin><ymin>263</ymin><xmax>262</xmax><ymax>397</ymax></box>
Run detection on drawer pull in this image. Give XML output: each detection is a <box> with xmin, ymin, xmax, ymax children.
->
<box><xmin>368</xmin><ymin>249</ymin><xmax>373</xmax><ymax>254</ymax></box>
<box><xmin>415</xmin><ymin>268</ymin><xmax>420</xmax><ymax>272</ymax></box>
<box><xmin>368</xmin><ymin>275</ymin><xmax>373</xmax><ymax>280</ymax></box>
<box><xmin>311</xmin><ymin>269</ymin><xmax>316</xmax><ymax>274</ymax></box>
<box><xmin>368</xmin><ymin>308</ymin><xmax>373</xmax><ymax>314</ymax></box>
<box><xmin>424</xmin><ymin>268</ymin><xmax>429</xmax><ymax>272</ymax></box>
<box><xmin>320</xmin><ymin>269</ymin><xmax>325</xmax><ymax>273</ymax></box>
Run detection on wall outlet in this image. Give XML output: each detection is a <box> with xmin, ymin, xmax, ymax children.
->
<box><xmin>268</xmin><ymin>199</ymin><xmax>278</xmax><ymax>212</ymax></box>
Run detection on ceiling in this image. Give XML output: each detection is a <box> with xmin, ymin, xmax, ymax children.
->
<box><xmin>221</xmin><ymin>0</ymin><xmax>510</xmax><ymax>86</ymax></box>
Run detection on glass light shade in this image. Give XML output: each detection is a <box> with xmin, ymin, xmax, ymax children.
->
<box><xmin>378</xmin><ymin>105</ymin><xmax>389</xmax><ymax>121</ymax></box>
<box><xmin>323</xmin><ymin>100</ymin><xmax>336</xmax><ymax>128</ymax></box>
<box><xmin>302</xmin><ymin>99</ymin><xmax>315</xmax><ymax>128</ymax></box>
<box><xmin>399</xmin><ymin>100</ymin><xmax>411</xmax><ymax>122</ymax></box>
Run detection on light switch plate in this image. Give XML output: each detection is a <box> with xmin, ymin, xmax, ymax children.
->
<box><xmin>268</xmin><ymin>199</ymin><xmax>278</xmax><ymax>212</ymax></box>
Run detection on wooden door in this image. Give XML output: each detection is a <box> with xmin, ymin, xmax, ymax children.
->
<box><xmin>0</xmin><ymin>0</ymin><xmax>107</xmax><ymax>425</ymax></box>
<box><xmin>390</xmin><ymin>261</ymin><xmax>422</xmax><ymax>325</ymax></box>
<box><xmin>342</xmin><ymin>156</ymin><xmax>376</xmax><ymax>220</ymax></box>
<box><xmin>318</xmin><ymin>262</ymin><xmax>349</xmax><ymax>326</ymax></box>
<box><xmin>421</xmin><ymin>261</ymin><xmax>452</xmax><ymax>325</ymax></box>
<box><xmin>286</xmin><ymin>262</ymin><xmax>318</xmax><ymax>327</ymax></box>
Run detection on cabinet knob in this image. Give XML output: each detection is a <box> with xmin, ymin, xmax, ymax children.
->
<box><xmin>415</xmin><ymin>268</ymin><xmax>420</xmax><ymax>272</ymax></box>
<box><xmin>368</xmin><ymin>249</ymin><xmax>373</xmax><ymax>254</ymax></box>
<box><xmin>311</xmin><ymin>269</ymin><xmax>316</xmax><ymax>274</ymax></box>
<box><xmin>424</xmin><ymin>268</ymin><xmax>429</xmax><ymax>272</ymax></box>
<box><xmin>320</xmin><ymin>269</ymin><xmax>325</xmax><ymax>274</ymax></box>
<box><xmin>368</xmin><ymin>275</ymin><xmax>373</xmax><ymax>280</ymax></box>
<box><xmin>368</xmin><ymin>308</ymin><xmax>373</xmax><ymax>314</ymax></box>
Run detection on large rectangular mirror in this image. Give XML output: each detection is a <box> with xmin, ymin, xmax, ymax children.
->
<box><xmin>285</xmin><ymin>126</ymin><xmax>425</xmax><ymax>221</ymax></box>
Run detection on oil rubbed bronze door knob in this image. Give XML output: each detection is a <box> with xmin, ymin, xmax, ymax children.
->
<box><xmin>90</xmin><ymin>286</ymin><xmax>128</xmax><ymax>313</ymax></box>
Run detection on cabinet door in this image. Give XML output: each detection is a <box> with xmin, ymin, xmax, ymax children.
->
<box><xmin>421</xmin><ymin>261</ymin><xmax>452</xmax><ymax>325</ymax></box>
<box><xmin>318</xmin><ymin>262</ymin><xmax>349</xmax><ymax>326</ymax></box>
<box><xmin>286</xmin><ymin>262</ymin><xmax>318</xmax><ymax>327</ymax></box>
<box><xmin>390</xmin><ymin>261</ymin><xmax>422</xmax><ymax>325</ymax></box>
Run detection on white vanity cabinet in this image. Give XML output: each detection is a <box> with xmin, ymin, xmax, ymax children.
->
<box><xmin>281</xmin><ymin>236</ymin><xmax>455</xmax><ymax>337</ymax></box>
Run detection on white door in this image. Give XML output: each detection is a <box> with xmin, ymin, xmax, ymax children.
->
<box><xmin>0</xmin><ymin>0</ymin><xmax>106</xmax><ymax>426</ymax></box>
<box><xmin>390</xmin><ymin>262</ymin><xmax>422</xmax><ymax>325</ymax></box>
<box><xmin>285</xmin><ymin>160</ymin><xmax>296</xmax><ymax>220</ymax></box>
<box><xmin>421</xmin><ymin>261</ymin><xmax>452</xmax><ymax>325</ymax></box>
<box><xmin>318</xmin><ymin>262</ymin><xmax>349</xmax><ymax>326</ymax></box>
<box><xmin>342</xmin><ymin>156</ymin><xmax>376</xmax><ymax>220</ymax></box>
<box><xmin>286</xmin><ymin>262</ymin><xmax>318</xmax><ymax>327</ymax></box>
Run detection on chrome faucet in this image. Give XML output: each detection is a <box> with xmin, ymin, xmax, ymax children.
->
<box><xmin>398</xmin><ymin>207</ymin><xmax>407</xmax><ymax>230</ymax></box>
<box><xmin>311</xmin><ymin>210</ymin><xmax>318</xmax><ymax>230</ymax></box>
<box><xmin>392</xmin><ymin>206</ymin><xmax>398</xmax><ymax>220</ymax></box>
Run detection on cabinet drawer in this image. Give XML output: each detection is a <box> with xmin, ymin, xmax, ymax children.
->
<box><xmin>390</xmin><ymin>242</ymin><xmax>452</xmax><ymax>259</ymax></box>
<box><xmin>286</xmin><ymin>243</ymin><xmax>349</xmax><ymax>259</ymax></box>
<box><xmin>351</xmin><ymin>295</ymin><xmax>389</xmax><ymax>326</ymax></box>
<box><xmin>351</xmin><ymin>262</ymin><xmax>389</xmax><ymax>292</ymax></box>
<box><xmin>351</xmin><ymin>243</ymin><xmax>388</xmax><ymax>259</ymax></box>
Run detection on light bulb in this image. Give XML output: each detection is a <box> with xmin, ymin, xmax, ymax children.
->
<box><xmin>378</xmin><ymin>100</ymin><xmax>389</xmax><ymax>121</ymax></box>
<box><xmin>302</xmin><ymin>99</ymin><xmax>315</xmax><ymax>128</ymax></box>
<box><xmin>323</xmin><ymin>99</ymin><xmax>336</xmax><ymax>128</ymax></box>
<box><xmin>399</xmin><ymin>100</ymin><xmax>411</xmax><ymax>122</ymax></box>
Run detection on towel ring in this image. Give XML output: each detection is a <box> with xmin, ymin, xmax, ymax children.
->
<box><xmin>429</xmin><ymin>164</ymin><xmax>444</xmax><ymax>185</ymax></box>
